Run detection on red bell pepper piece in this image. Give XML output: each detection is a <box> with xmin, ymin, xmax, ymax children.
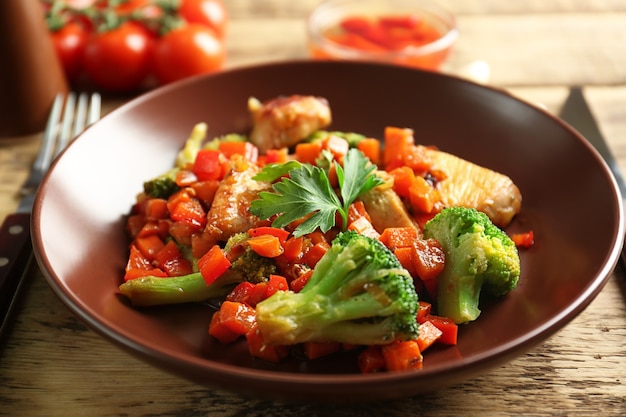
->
<box><xmin>198</xmin><ymin>244</ymin><xmax>231</xmax><ymax>286</ymax></box>
<box><xmin>193</xmin><ymin>149</ymin><xmax>224</xmax><ymax>181</ymax></box>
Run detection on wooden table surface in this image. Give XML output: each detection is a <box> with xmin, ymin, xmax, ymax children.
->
<box><xmin>2</xmin><ymin>1</ymin><xmax>626</xmax><ymax>415</ymax></box>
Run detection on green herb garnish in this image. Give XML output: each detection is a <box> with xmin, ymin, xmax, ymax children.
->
<box><xmin>250</xmin><ymin>148</ymin><xmax>384</xmax><ymax>237</ymax></box>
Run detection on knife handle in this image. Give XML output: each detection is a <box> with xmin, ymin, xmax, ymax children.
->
<box><xmin>0</xmin><ymin>213</ymin><xmax>33</xmax><ymax>335</ymax></box>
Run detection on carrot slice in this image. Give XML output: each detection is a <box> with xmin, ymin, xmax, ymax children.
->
<box><xmin>416</xmin><ymin>320</ymin><xmax>443</xmax><ymax>352</ymax></box>
<box><xmin>381</xmin><ymin>340</ymin><xmax>423</xmax><ymax>371</ymax></box>
<box><xmin>411</xmin><ymin>238</ymin><xmax>445</xmax><ymax>281</ymax></box>
<box><xmin>247</xmin><ymin>234</ymin><xmax>284</xmax><ymax>258</ymax></box>
<box><xmin>379</xmin><ymin>226</ymin><xmax>418</xmax><ymax>250</ymax></box>
<box><xmin>383</xmin><ymin>126</ymin><xmax>414</xmax><ymax>170</ymax></box>
<box><xmin>295</xmin><ymin>141</ymin><xmax>323</xmax><ymax>164</ymax></box>
<box><xmin>356</xmin><ymin>138</ymin><xmax>381</xmax><ymax>165</ymax></box>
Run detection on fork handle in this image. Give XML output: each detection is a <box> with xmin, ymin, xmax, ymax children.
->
<box><xmin>0</xmin><ymin>213</ymin><xmax>34</xmax><ymax>336</ymax></box>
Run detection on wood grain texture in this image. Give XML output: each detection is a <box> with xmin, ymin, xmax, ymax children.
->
<box><xmin>1</xmin><ymin>1</ymin><xmax>626</xmax><ymax>415</ymax></box>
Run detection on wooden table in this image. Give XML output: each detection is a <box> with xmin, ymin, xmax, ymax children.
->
<box><xmin>2</xmin><ymin>1</ymin><xmax>626</xmax><ymax>415</ymax></box>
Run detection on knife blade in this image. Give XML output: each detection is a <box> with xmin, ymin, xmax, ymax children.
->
<box><xmin>559</xmin><ymin>86</ymin><xmax>626</xmax><ymax>267</ymax></box>
<box><xmin>560</xmin><ymin>86</ymin><xmax>626</xmax><ymax>198</ymax></box>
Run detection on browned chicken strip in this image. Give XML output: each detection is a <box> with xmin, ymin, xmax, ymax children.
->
<box><xmin>203</xmin><ymin>156</ymin><xmax>272</xmax><ymax>244</ymax></box>
<box><xmin>426</xmin><ymin>148</ymin><xmax>522</xmax><ymax>228</ymax></box>
<box><xmin>248</xmin><ymin>95</ymin><xmax>332</xmax><ymax>153</ymax></box>
<box><xmin>360</xmin><ymin>176</ymin><xmax>419</xmax><ymax>234</ymax></box>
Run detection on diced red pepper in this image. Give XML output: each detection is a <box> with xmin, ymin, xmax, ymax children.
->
<box><xmin>424</xmin><ymin>314</ymin><xmax>458</xmax><ymax>345</ymax></box>
<box><xmin>192</xmin><ymin>149</ymin><xmax>224</xmax><ymax>181</ymax></box>
<box><xmin>134</xmin><ymin>234</ymin><xmax>165</xmax><ymax>261</ymax></box>
<box><xmin>197</xmin><ymin>244</ymin><xmax>232</xmax><ymax>286</ymax></box>
<box><xmin>226</xmin><ymin>281</ymin><xmax>268</xmax><ymax>307</ymax></box>
<box><xmin>213</xmin><ymin>301</ymin><xmax>257</xmax><ymax>336</ymax></box>
<box><xmin>219</xmin><ymin>141</ymin><xmax>259</xmax><ymax>162</ymax></box>
<box><xmin>169</xmin><ymin>198</ymin><xmax>207</xmax><ymax>229</ymax></box>
<box><xmin>511</xmin><ymin>230</ymin><xmax>534</xmax><ymax>248</ymax></box>
<box><xmin>265</xmin><ymin>274</ymin><xmax>289</xmax><ymax>298</ymax></box>
<box><xmin>136</xmin><ymin>219</ymin><xmax>170</xmax><ymax>239</ymax></box>
<box><xmin>281</xmin><ymin>236</ymin><xmax>304</xmax><ymax>263</ymax></box>
<box><xmin>208</xmin><ymin>311</ymin><xmax>240</xmax><ymax>344</ymax></box>
<box><xmin>416</xmin><ymin>300</ymin><xmax>432</xmax><ymax>323</ymax></box>
<box><xmin>153</xmin><ymin>240</ymin><xmax>193</xmax><ymax>277</ymax></box>
<box><xmin>144</xmin><ymin>198</ymin><xmax>169</xmax><ymax>220</ymax></box>
<box><xmin>302</xmin><ymin>241</ymin><xmax>330</xmax><ymax>268</ymax></box>
<box><xmin>289</xmin><ymin>269</ymin><xmax>312</xmax><ymax>293</ymax></box>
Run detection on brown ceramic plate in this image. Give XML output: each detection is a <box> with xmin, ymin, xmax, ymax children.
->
<box><xmin>32</xmin><ymin>61</ymin><xmax>624</xmax><ymax>402</ymax></box>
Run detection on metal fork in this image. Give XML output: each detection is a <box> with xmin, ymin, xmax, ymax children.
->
<box><xmin>0</xmin><ymin>92</ymin><xmax>101</xmax><ymax>336</ymax></box>
<box><xmin>20</xmin><ymin>92</ymin><xmax>101</xmax><ymax>197</ymax></box>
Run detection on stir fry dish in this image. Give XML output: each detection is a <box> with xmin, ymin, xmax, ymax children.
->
<box><xmin>120</xmin><ymin>95</ymin><xmax>530</xmax><ymax>373</ymax></box>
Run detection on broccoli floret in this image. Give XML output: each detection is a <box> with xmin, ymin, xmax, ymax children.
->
<box><xmin>119</xmin><ymin>233</ymin><xmax>276</xmax><ymax>307</ymax></box>
<box><xmin>423</xmin><ymin>206</ymin><xmax>521</xmax><ymax>324</ymax></box>
<box><xmin>224</xmin><ymin>232</ymin><xmax>277</xmax><ymax>284</ymax></box>
<box><xmin>255</xmin><ymin>231</ymin><xmax>419</xmax><ymax>346</ymax></box>
<box><xmin>143</xmin><ymin>167</ymin><xmax>180</xmax><ymax>199</ymax></box>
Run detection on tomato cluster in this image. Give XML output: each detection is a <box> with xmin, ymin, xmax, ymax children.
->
<box><xmin>42</xmin><ymin>0</ymin><xmax>228</xmax><ymax>92</ymax></box>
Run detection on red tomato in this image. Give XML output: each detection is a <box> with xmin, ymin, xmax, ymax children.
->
<box><xmin>178</xmin><ymin>0</ymin><xmax>228</xmax><ymax>39</ymax></box>
<box><xmin>82</xmin><ymin>21</ymin><xmax>153</xmax><ymax>92</ymax></box>
<box><xmin>50</xmin><ymin>21</ymin><xmax>89</xmax><ymax>82</ymax></box>
<box><xmin>151</xmin><ymin>23</ymin><xmax>225</xmax><ymax>85</ymax></box>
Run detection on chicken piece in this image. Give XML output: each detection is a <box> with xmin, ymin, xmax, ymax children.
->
<box><xmin>248</xmin><ymin>95</ymin><xmax>332</xmax><ymax>153</ymax></box>
<box><xmin>360</xmin><ymin>177</ymin><xmax>419</xmax><ymax>234</ymax></box>
<box><xmin>203</xmin><ymin>156</ymin><xmax>272</xmax><ymax>244</ymax></box>
<box><xmin>425</xmin><ymin>148</ymin><xmax>521</xmax><ymax>228</ymax></box>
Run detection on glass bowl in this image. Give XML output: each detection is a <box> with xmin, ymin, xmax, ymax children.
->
<box><xmin>307</xmin><ymin>0</ymin><xmax>458</xmax><ymax>71</ymax></box>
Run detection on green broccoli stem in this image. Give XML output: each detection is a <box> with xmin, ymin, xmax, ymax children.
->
<box><xmin>256</xmin><ymin>290</ymin><xmax>407</xmax><ymax>345</ymax></box>
<box><xmin>119</xmin><ymin>272</ymin><xmax>235</xmax><ymax>307</ymax></box>
<box><xmin>437</xmin><ymin>271</ymin><xmax>484</xmax><ymax>324</ymax></box>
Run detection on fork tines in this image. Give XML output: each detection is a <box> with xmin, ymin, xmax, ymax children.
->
<box><xmin>54</xmin><ymin>92</ymin><xmax>102</xmax><ymax>158</ymax></box>
<box><xmin>20</xmin><ymin>92</ymin><xmax>101</xmax><ymax>195</ymax></box>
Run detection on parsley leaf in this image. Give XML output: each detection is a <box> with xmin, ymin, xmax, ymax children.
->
<box><xmin>250</xmin><ymin>148</ymin><xmax>384</xmax><ymax>237</ymax></box>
